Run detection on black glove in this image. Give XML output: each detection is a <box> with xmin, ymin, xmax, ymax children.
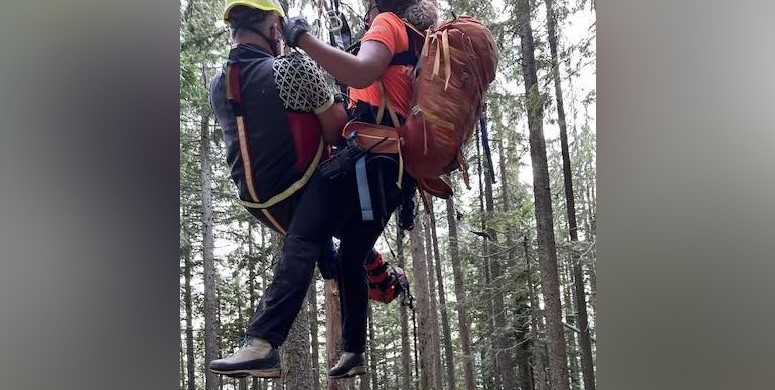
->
<box><xmin>282</xmin><ymin>16</ymin><xmax>310</xmax><ymax>47</ymax></box>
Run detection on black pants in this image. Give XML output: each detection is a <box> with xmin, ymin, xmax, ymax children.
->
<box><xmin>247</xmin><ymin>156</ymin><xmax>412</xmax><ymax>353</ymax></box>
<box><xmin>246</xmin><ymin>190</ymin><xmax>339</xmax><ymax>279</ymax></box>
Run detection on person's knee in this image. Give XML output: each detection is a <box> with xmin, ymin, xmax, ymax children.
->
<box><xmin>283</xmin><ymin>233</ymin><xmax>324</xmax><ymax>260</ymax></box>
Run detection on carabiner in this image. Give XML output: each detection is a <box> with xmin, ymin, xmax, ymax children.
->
<box><xmin>324</xmin><ymin>9</ymin><xmax>343</xmax><ymax>33</ymax></box>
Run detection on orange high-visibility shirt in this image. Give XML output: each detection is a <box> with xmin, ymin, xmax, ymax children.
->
<box><xmin>349</xmin><ymin>12</ymin><xmax>413</xmax><ymax>119</ymax></box>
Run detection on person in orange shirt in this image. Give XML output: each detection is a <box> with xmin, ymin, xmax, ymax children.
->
<box><xmin>286</xmin><ymin>0</ymin><xmax>437</xmax><ymax>126</ymax></box>
<box><xmin>281</xmin><ymin>0</ymin><xmax>438</xmax><ymax>378</ymax></box>
<box><xmin>209</xmin><ymin>0</ymin><xmax>438</xmax><ymax>381</ymax></box>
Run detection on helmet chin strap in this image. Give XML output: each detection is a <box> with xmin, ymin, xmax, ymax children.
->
<box><xmin>245</xmin><ymin>26</ymin><xmax>281</xmax><ymax>56</ymax></box>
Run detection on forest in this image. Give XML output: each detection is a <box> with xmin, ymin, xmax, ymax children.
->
<box><xmin>180</xmin><ymin>0</ymin><xmax>596</xmax><ymax>389</ymax></box>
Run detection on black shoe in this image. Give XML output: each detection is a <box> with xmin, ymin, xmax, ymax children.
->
<box><xmin>209</xmin><ymin>337</ymin><xmax>281</xmax><ymax>378</ymax></box>
<box><xmin>328</xmin><ymin>352</ymin><xmax>367</xmax><ymax>379</ymax></box>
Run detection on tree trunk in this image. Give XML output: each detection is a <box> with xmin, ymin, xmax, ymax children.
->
<box><xmin>583</xmin><ymin>184</ymin><xmax>597</xmax><ymax>332</ymax></box>
<box><xmin>428</xmin><ymin>210</ymin><xmax>456</xmax><ymax>390</ymax></box>
<box><xmin>483</xmin><ymin>257</ymin><xmax>500</xmax><ymax>390</ymax></box>
<box><xmin>445</xmin><ymin>196</ymin><xmax>476</xmax><ymax>390</ymax></box>
<box><xmin>326</xmin><ymin>279</ymin><xmax>344</xmax><ymax>390</ymax></box>
<box><xmin>422</xmin><ymin>212</ymin><xmax>444</xmax><ymax>390</ymax></box>
<box><xmin>516</xmin><ymin>0</ymin><xmax>571</xmax><ymax>388</ymax></box>
<box><xmin>497</xmin><ymin>139</ymin><xmax>534</xmax><ymax>390</ymax></box>
<box><xmin>368</xmin><ymin>306</ymin><xmax>378</xmax><ymax>390</ymax></box>
<box><xmin>235</xmin><ymin>269</ymin><xmax>248</xmax><ymax>390</ymax></box>
<box><xmin>480</xmin><ymin>121</ymin><xmax>519</xmax><ymax>390</ymax></box>
<box><xmin>201</xmin><ymin>113</ymin><xmax>220</xmax><ymax>390</ymax></box>
<box><xmin>544</xmin><ymin>0</ymin><xmax>596</xmax><ymax>388</ymax></box>
<box><xmin>397</xmin><ymin>225</ymin><xmax>413</xmax><ymax>390</ymax></box>
<box><xmin>562</xmin><ymin>260</ymin><xmax>581</xmax><ymax>390</ymax></box>
<box><xmin>180</xmin><ymin>333</ymin><xmax>184</xmax><ymax>390</ymax></box>
<box><xmin>524</xmin><ymin>237</ymin><xmax>549</xmax><ymax>390</ymax></box>
<box><xmin>475</xmin><ymin>128</ymin><xmax>499</xmax><ymax>390</ymax></box>
<box><xmin>514</xmin><ymin>300</ymin><xmax>534</xmax><ymax>390</ymax></box>
<box><xmin>259</xmin><ymin>234</ymin><xmax>269</xmax><ymax>390</ymax></box>
<box><xmin>310</xmin><ymin>281</ymin><xmax>321</xmax><ymax>390</ymax></box>
<box><xmin>283</xmin><ymin>283</ymin><xmax>314</xmax><ymax>390</ymax></box>
<box><xmin>252</xmin><ymin>223</ymin><xmax>262</xmax><ymax>390</ymax></box>
<box><xmin>184</xmin><ymin>245</ymin><xmax>196</xmax><ymax>390</ymax></box>
<box><xmin>478</xmin><ymin>344</ymin><xmax>496</xmax><ymax>390</ymax></box>
<box><xmin>235</xmin><ymin>239</ymin><xmax>248</xmax><ymax>390</ymax></box>
<box><xmin>485</xmin><ymin>201</ymin><xmax>519</xmax><ymax>390</ymax></box>
<box><xmin>409</xmin><ymin>216</ymin><xmax>434</xmax><ymax>390</ymax></box>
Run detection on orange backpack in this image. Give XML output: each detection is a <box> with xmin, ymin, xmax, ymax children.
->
<box><xmin>342</xmin><ymin>15</ymin><xmax>499</xmax><ymax>207</ymax></box>
<box><xmin>402</xmin><ymin>16</ymin><xmax>499</xmax><ymax>195</ymax></box>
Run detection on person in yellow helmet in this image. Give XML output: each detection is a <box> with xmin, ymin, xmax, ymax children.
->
<box><xmin>207</xmin><ymin>0</ymin><xmax>414</xmax><ymax>381</ymax></box>
<box><xmin>207</xmin><ymin>0</ymin><xmax>349</xmax><ymax>378</ymax></box>
<box><xmin>221</xmin><ymin>0</ymin><xmax>288</xmax><ymax>55</ymax></box>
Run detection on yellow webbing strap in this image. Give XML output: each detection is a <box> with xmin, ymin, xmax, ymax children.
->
<box><xmin>422</xmin><ymin>31</ymin><xmax>432</xmax><ymax>58</ymax></box>
<box><xmin>260</xmin><ymin>209</ymin><xmax>287</xmax><ymax>235</ymax></box>
<box><xmin>377</xmin><ymin>80</ymin><xmax>401</xmax><ymax>129</ymax></box>
<box><xmin>241</xmin><ymin>139</ymin><xmax>325</xmax><ymax>209</ymax></box>
<box><xmin>442</xmin><ymin>30</ymin><xmax>451</xmax><ymax>90</ymax></box>
<box><xmin>376</xmin><ymin>80</ymin><xmax>403</xmax><ymax>189</ymax></box>
<box><xmin>396</xmin><ymin>145</ymin><xmax>404</xmax><ymax>190</ymax></box>
<box><xmin>433</xmin><ymin>37</ymin><xmax>441</xmax><ymax>78</ymax></box>
<box><xmin>237</xmin><ymin>116</ymin><xmax>262</xmax><ymax>203</ymax></box>
<box><xmin>417</xmin><ymin>186</ymin><xmax>431</xmax><ymax>214</ymax></box>
<box><xmin>420</xmin><ymin>109</ymin><xmax>455</xmax><ymax>130</ymax></box>
<box><xmin>351</xmin><ymin>125</ymin><xmax>401</xmax><ymax>153</ymax></box>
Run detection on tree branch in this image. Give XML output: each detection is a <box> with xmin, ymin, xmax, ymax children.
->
<box><xmin>563</xmin><ymin>322</ymin><xmax>596</xmax><ymax>343</ymax></box>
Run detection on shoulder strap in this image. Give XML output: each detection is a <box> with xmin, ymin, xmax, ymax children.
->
<box><xmin>388</xmin><ymin>20</ymin><xmax>425</xmax><ymax>66</ymax></box>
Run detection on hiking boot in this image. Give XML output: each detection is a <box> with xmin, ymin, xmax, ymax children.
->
<box><xmin>328</xmin><ymin>352</ymin><xmax>367</xmax><ymax>379</ymax></box>
<box><xmin>209</xmin><ymin>336</ymin><xmax>281</xmax><ymax>378</ymax></box>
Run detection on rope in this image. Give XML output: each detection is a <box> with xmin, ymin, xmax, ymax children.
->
<box><xmin>312</xmin><ymin>0</ymin><xmax>356</xmax><ymax>98</ymax></box>
<box><xmin>382</xmin><ymin>229</ymin><xmax>399</xmax><ymax>266</ymax></box>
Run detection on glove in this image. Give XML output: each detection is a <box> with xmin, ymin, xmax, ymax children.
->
<box><xmin>282</xmin><ymin>16</ymin><xmax>310</xmax><ymax>48</ymax></box>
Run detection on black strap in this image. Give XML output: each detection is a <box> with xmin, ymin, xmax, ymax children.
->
<box><xmin>388</xmin><ymin>23</ymin><xmax>420</xmax><ymax>66</ymax></box>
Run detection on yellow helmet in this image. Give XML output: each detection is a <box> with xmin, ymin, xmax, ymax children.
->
<box><xmin>223</xmin><ymin>0</ymin><xmax>286</xmax><ymax>21</ymax></box>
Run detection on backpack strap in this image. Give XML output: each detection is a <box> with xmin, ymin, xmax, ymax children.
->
<box><xmin>375</xmin><ymin>79</ymin><xmax>401</xmax><ymax>129</ymax></box>
<box><xmin>388</xmin><ymin>22</ymin><xmax>423</xmax><ymax>66</ymax></box>
<box><xmin>375</xmin><ymin>80</ymin><xmax>404</xmax><ymax>190</ymax></box>
<box><xmin>342</xmin><ymin>121</ymin><xmax>401</xmax><ymax>153</ymax></box>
